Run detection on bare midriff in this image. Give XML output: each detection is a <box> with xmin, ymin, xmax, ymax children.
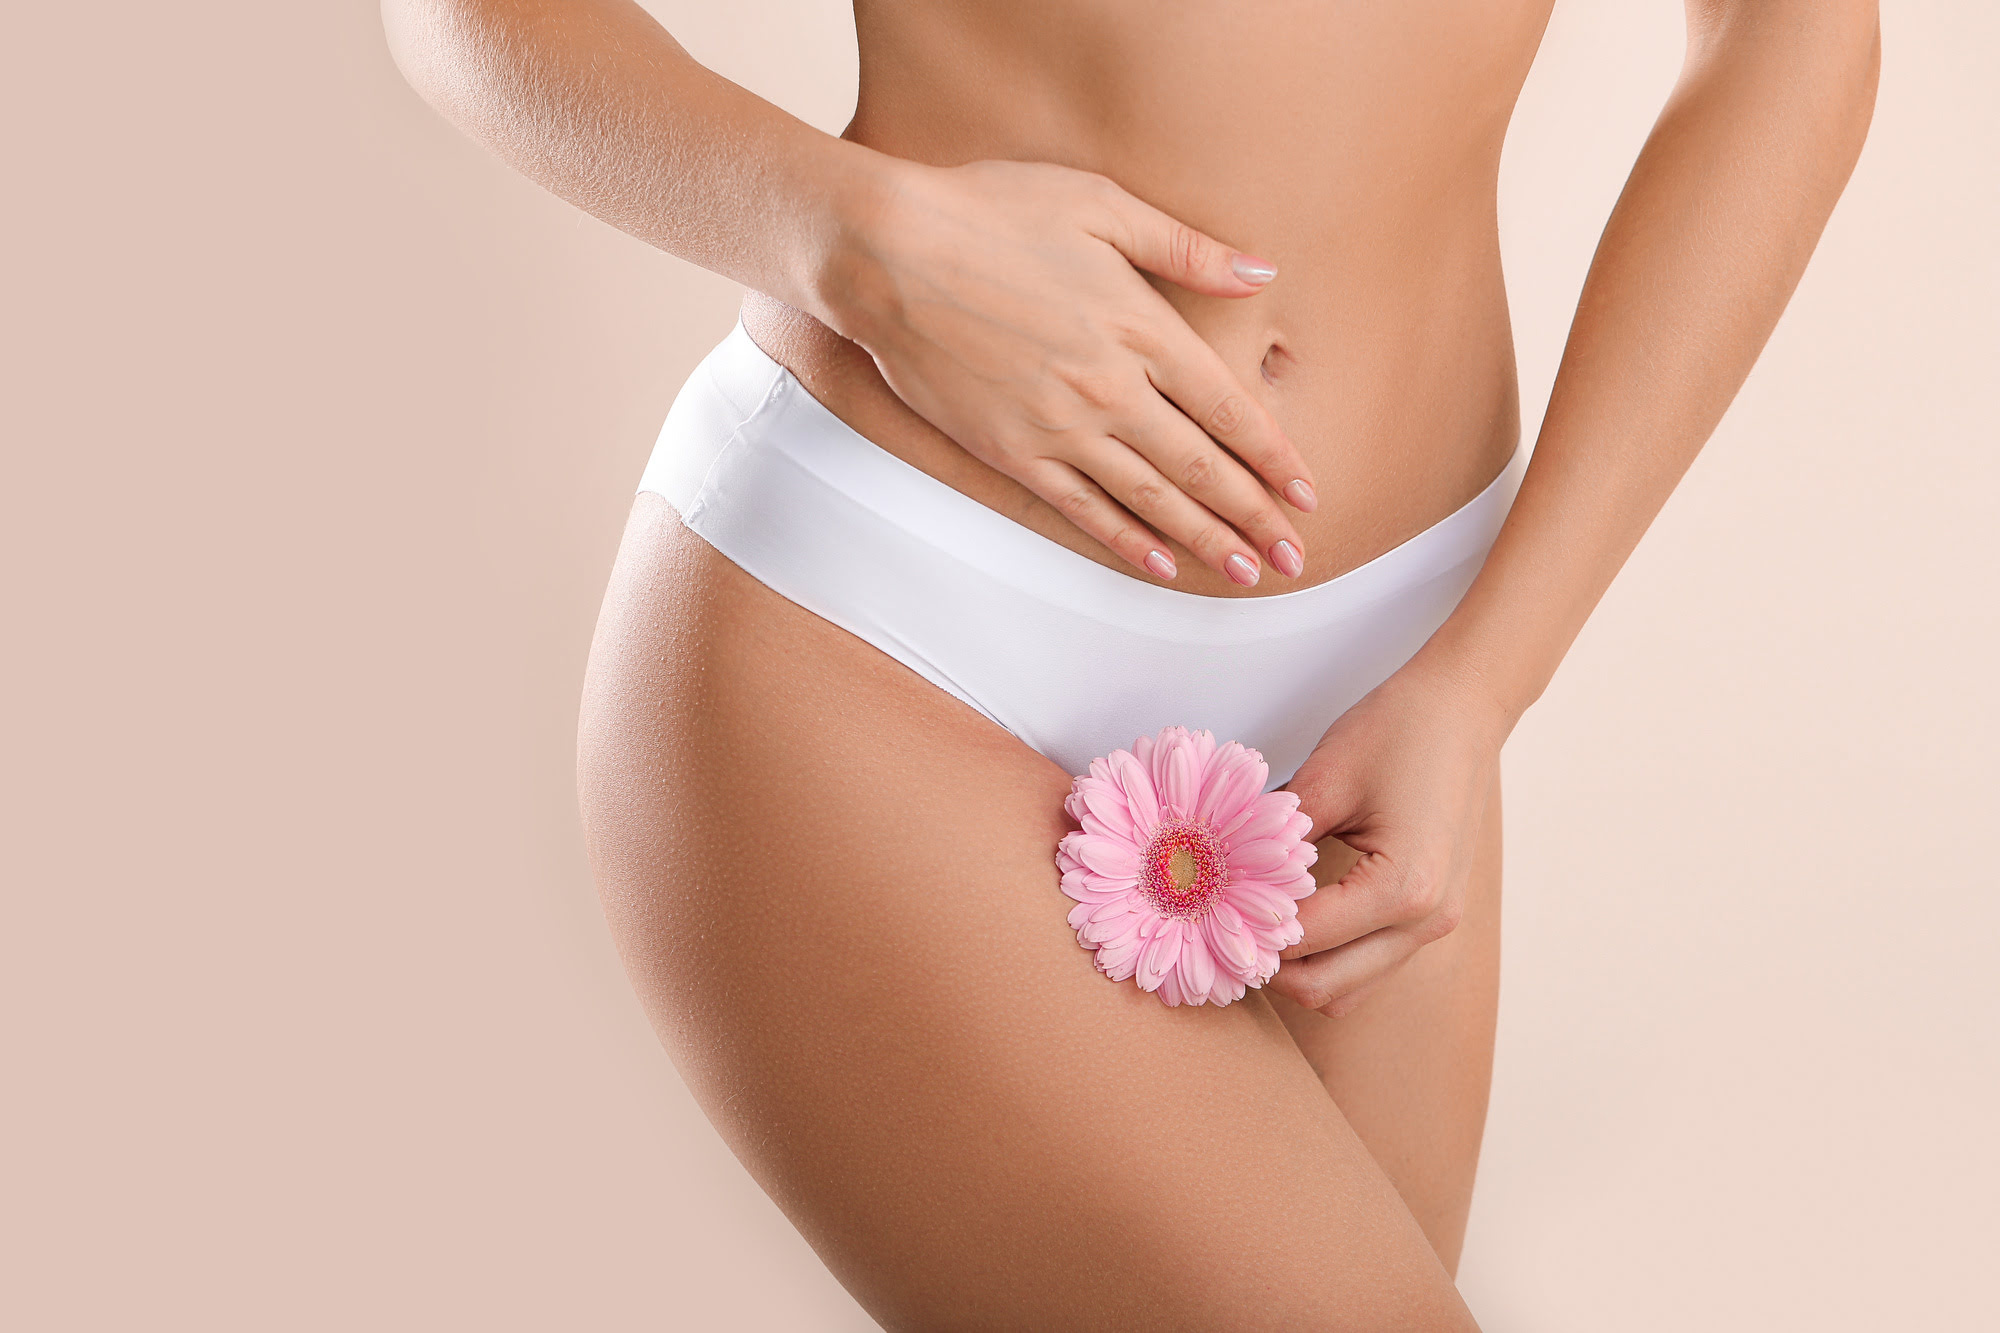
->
<box><xmin>740</xmin><ymin>0</ymin><xmax>1558</xmax><ymax>599</ymax></box>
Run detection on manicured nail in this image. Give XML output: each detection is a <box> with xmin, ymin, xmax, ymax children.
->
<box><xmin>1270</xmin><ymin>540</ymin><xmax>1303</xmax><ymax>578</ymax></box>
<box><xmin>1225</xmin><ymin>553</ymin><xmax>1260</xmax><ymax>587</ymax></box>
<box><xmin>1144</xmin><ymin>549</ymin><xmax>1177</xmax><ymax>581</ymax></box>
<box><xmin>1284</xmin><ymin>478</ymin><xmax>1317</xmax><ymax>512</ymax></box>
<box><xmin>1230</xmin><ymin>254</ymin><xmax>1277</xmax><ymax>286</ymax></box>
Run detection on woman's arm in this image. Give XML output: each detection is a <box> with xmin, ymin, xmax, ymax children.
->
<box><xmin>383</xmin><ymin>0</ymin><xmax>877</xmax><ymax>338</ymax></box>
<box><xmin>381</xmin><ymin>0</ymin><xmax>1321</xmax><ymax>585</ymax></box>
<box><xmin>1272</xmin><ymin>0</ymin><xmax>1881</xmax><ymax>1016</ymax></box>
<box><xmin>1417</xmin><ymin>0</ymin><xmax>1882</xmax><ymax>727</ymax></box>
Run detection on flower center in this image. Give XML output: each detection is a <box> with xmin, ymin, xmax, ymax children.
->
<box><xmin>1140</xmin><ymin>817</ymin><xmax>1227</xmax><ymax>920</ymax></box>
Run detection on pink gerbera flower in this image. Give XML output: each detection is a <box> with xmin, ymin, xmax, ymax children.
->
<box><xmin>1055</xmin><ymin>726</ymin><xmax>1319</xmax><ymax>1007</ymax></box>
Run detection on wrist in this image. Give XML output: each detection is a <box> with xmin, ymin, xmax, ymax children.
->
<box><xmin>793</xmin><ymin>141</ymin><xmax>923</xmax><ymax>346</ymax></box>
<box><xmin>1400</xmin><ymin>632</ymin><xmax>1541</xmax><ymax>748</ymax></box>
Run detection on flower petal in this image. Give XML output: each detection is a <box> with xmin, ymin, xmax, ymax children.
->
<box><xmin>1200</xmin><ymin>740</ymin><xmax>1247</xmax><ymax>797</ymax></box>
<box><xmin>1248</xmin><ymin>914</ymin><xmax>1304</xmax><ymax>953</ymax></box>
<box><xmin>1218</xmin><ymin>788</ymin><xmax>1298</xmax><ymax>841</ymax></box>
<box><xmin>1187</xmin><ymin>728</ymin><xmax>1218</xmax><ymax>776</ymax></box>
<box><xmin>1161</xmin><ymin>742</ymin><xmax>1198</xmax><ymax>818</ymax></box>
<box><xmin>1180</xmin><ymin>926</ymin><xmax>1216</xmax><ymax>998</ymax></box>
<box><xmin>1219</xmin><ymin>797</ymin><xmax>1291</xmax><ymax>844</ymax></box>
<box><xmin>1146</xmin><ymin>726</ymin><xmax>1185</xmax><ymax>795</ymax></box>
<box><xmin>1062</xmin><ymin>866</ymin><xmax>1127</xmax><ymax>899</ymax></box>
<box><xmin>1088</xmin><ymin>895</ymin><xmax>1143</xmax><ymax>925</ymax></box>
<box><xmin>1137</xmin><ymin>917</ymin><xmax>1183</xmax><ymax>990</ymax></box>
<box><xmin>1112</xmin><ymin>752</ymin><xmax>1160</xmax><ymax>833</ymax></box>
<box><xmin>1198</xmin><ymin>750</ymin><xmax>1267</xmax><ymax>827</ymax></box>
<box><xmin>1095</xmin><ymin>928</ymin><xmax>1145</xmax><ymax>980</ymax></box>
<box><xmin>1226</xmin><ymin>838</ymin><xmax>1293</xmax><ymax>876</ymax></box>
<box><xmin>1201</xmin><ymin>905</ymin><xmax>1260</xmax><ymax>977</ymax></box>
<box><xmin>1227</xmin><ymin>876</ymin><xmax>1298</xmax><ymax>926</ymax></box>
<box><xmin>1276</xmin><ymin>869</ymin><xmax>1319</xmax><ymax>901</ymax></box>
<box><xmin>1079</xmin><ymin>781</ymin><xmax>1136</xmax><ymax>838</ymax></box>
<box><xmin>1070</xmin><ymin>834</ymin><xmax>1139</xmax><ymax>878</ymax></box>
<box><xmin>1084</xmin><ymin>913</ymin><xmax>1148</xmax><ymax>947</ymax></box>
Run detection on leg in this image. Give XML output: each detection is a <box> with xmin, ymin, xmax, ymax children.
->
<box><xmin>578</xmin><ymin>496</ymin><xmax>1480</xmax><ymax>1331</ymax></box>
<box><xmin>1266</xmin><ymin>776</ymin><xmax>1503</xmax><ymax>1276</ymax></box>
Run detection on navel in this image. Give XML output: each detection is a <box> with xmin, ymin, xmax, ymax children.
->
<box><xmin>1260</xmin><ymin>341</ymin><xmax>1297</xmax><ymax>386</ymax></box>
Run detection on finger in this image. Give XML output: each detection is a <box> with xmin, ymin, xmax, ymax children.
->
<box><xmin>1279</xmin><ymin>849</ymin><xmax>1436</xmax><ymax>958</ymax></box>
<box><xmin>1320</xmin><ymin>976</ymin><xmax>1390</xmax><ymax>1019</ymax></box>
<box><xmin>1064</xmin><ymin>436</ymin><xmax>1267</xmax><ymax>581</ymax></box>
<box><xmin>1017</xmin><ymin>457</ymin><xmax>1182</xmax><ymax>581</ymax></box>
<box><xmin>1143</xmin><ymin>329</ymin><xmax>1319</xmax><ymax>515</ymax></box>
<box><xmin>1266</xmin><ymin>926</ymin><xmax>1419</xmax><ymax>1016</ymax></box>
<box><xmin>1119</xmin><ymin>396</ymin><xmax>1308</xmax><ymax>581</ymax></box>
<box><xmin>1281</xmin><ymin>751</ymin><xmax>1376</xmax><ymax>847</ymax></box>
<box><xmin>1082</xmin><ymin>175</ymin><xmax>1280</xmax><ymax>298</ymax></box>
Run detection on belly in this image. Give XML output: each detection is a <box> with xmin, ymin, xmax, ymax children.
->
<box><xmin>741</xmin><ymin>0</ymin><xmax>1555</xmax><ymax>597</ymax></box>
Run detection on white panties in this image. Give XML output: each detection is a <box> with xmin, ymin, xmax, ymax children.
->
<box><xmin>639</xmin><ymin>321</ymin><xmax>1528</xmax><ymax>791</ymax></box>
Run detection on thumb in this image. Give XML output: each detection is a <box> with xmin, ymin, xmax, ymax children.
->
<box><xmin>1092</xmin><ymin>181</ymin><xmax>1278</xmax><ymax>296</ymax></box>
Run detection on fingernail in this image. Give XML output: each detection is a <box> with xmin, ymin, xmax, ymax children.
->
<box><xmin>1143</xmin><ymin>549</ymin><xmax>1177</xmax><ymax>581</ymax></box>
<box><xmin>1284</xmin><ymin>478</ymin><xmax>1317</xmax><ymax>512</ymax></box>
<box><xmin>1230</xmin><ymin>254</ymin><xmax>1277</xmax><ymax>285</ymax></box>
<box><xmin>1270</xmin><ymin>539</ymin><xmax>1303</xmax><ymax>578</ymax></box>
<box><xmin>1225</xmin><ymin>553</ymin><xmax>1260</xmax><ymax>587</ymax></box>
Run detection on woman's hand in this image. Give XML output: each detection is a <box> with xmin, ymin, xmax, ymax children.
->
<box><xmin>1267</xmin><ymin>659</ymin><xmax>1511</xmax><ymax>1017</ymax></box>
<box><xmin>819</xmin><ymin>158</ymin><xmax>1318</xmax><ymax>586</ymax></box>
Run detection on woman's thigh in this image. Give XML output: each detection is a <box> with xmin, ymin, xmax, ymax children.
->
<box><xmin>1267</xmin><ymin>775</ymin><xmax>1503</xmax><ymax>1277</ymax></box>
<box><xmin>577</xmin><ymin>496</ymin><xmax>1478</xmax><ymax>1331</ymax></box>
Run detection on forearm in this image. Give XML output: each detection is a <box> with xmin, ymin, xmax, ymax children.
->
<box><xmin>1413</xmin><ymin>1</ymin><xmax>1881</xmax><ymax>731</ymax></box>
<box><xmin>381</xmin><ymin>0</ymin><xmax>890</xmax><ymax>327</ymax></box>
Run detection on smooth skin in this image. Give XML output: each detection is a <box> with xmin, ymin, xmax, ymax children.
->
<box><xmin>388</xmin><ymin>0</ymin><xmax>1878</xmax><ymax>1324</ymax></box>
<box><xmin>580</xmin><ymin>495</ymin><xmax>1492</xmax><ymax>1326</ymax></box>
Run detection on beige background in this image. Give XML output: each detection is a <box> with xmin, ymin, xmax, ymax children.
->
<box><xmin>5</xmin><ymin>1</ymin><xmax>1993</xmax><ymax>1328</ymax></box>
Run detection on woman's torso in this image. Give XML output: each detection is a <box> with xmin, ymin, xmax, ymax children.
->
<box><xmin>741</xmin><ymin>0</ymin><xmax>1557</xmax><ymax>598</ymax></box>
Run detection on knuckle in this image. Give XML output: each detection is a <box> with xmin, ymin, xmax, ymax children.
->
<box><xmin>1087</xmin><ymin>177</ymin><xmax>1134</xmax><ymax>233</ymax></box>
<box><xmin>1206</xmin><ymin>392</ymin><xmax>1249</xmax><ymax>438</ymax></box>
<box><xmin>1184</xmin><ymin>520</ymin><xmax>1232</xmax><ymax>560</ymax></box>
<box><xmin>1425</xmin><ymin>899</ymin><xmax>1465</xmax><ymax>941</ymax></box>
<box><xmin>1184</xmin><ymin>521</ymin><xmax>1233</xmax><ymax>564</ymax></box>
<box><xmin>1099</xmin><ymin>524</ymin><xmax>1144</xmax><ymax>561</ymax></box>
<box><xmin>1056</xmin><ymin>365</ymin><xmax>1122</xmax><ymax>413</ymax></box>
<box><xmin>1052</xmin><ymin>485</ymin><xmax>1097</xmax><ymax>520</ymax></box>
<box><xmin>1111</xmin><ymin>313</ymin><xmax>1160</xmax><ymax>355</ymax></box>
<box><xmin>1235</xmin><ymin>501</ymin><xmax>1283</xmax><ymax>542</ymax></box>
<box><xmin>1393</xmin><ymin>870</ymin><xmax>1440</xmax><ymax>921</ymax></box>
<box><xmin>1178</xmin><ymin>451</ymin><xmax>1221</xmax><ymax>493</ymax></box>
<box><xmin>1023</xmin><ymin>387</ymin><xmax>1080</xmax><ymax>435</ymax></box>
<box><xmin>1125</xmin><ymin>478</ymin><xmax>1170</xmax><ymax>515</ymax></box>
<box><xmin>1115</xmin><ymin>530</ymin><xmax>1155</xmax><ymax>563</ymax></box>
<box><xmin>1081</xmin><ymin>169</ymin><xmax>1119</xmax><ymax>200</ymax></box>
<box><xmin>1292</xmin><ymin>977</ymin><xmax>1336</xmax><ymax>1012</ymax></box>
<box><xmin>1168</xmin><ymin>220</ymin><xmax>1207</xmax><ymax>276</ymax></box>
